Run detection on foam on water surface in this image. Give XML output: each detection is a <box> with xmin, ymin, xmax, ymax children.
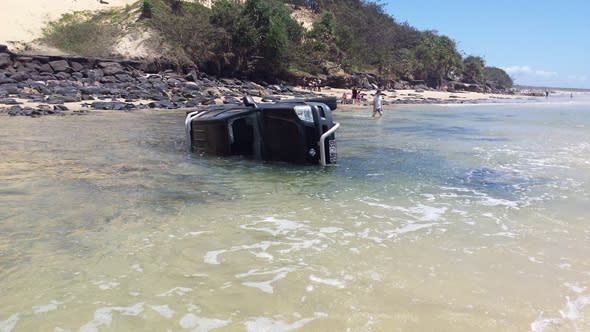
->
<box><xmin>32</xmin><ymin>300</ymin><xmax>63</xmax><ymax>314</ymax></box>
<box><xmin>79</xmin><ymin>303</ymin><xmax>144</xmax><ymax>332</ymax></box>
<box><xmin>179</xmin><ymin>313</ymin><xmax>229</xmax><ymax>331</ymax></box>
<box><xmin>237</xmin><ymin>267</ymin><xmax>296</xmax><ymax>294</ymax></box>
<box><xmin>531</xmin><ymin>295</ymin><xmax>590</xmax><ymax>332</ymax></box>
<box><xmin>245</xmin><ymin>313</ymin><xmax>326</xmax><ymax>332</ymax></box>
<box><xmin>0</xmin><ymin>314</ymin><xmax>18</xmax><ymax>332</ymax></box>
<box><xmin>150</xmin><ymin>305</ymin><xmax>174</xmax><ymax>319</ymax></box>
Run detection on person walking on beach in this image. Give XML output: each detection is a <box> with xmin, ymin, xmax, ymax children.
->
<box><xmin>372</xmin><ymin>90</ymin><xmax>383</xmax><ymax>118</ymax></box>
<box><xmin>351</xmin><ymin>87</ymin><xmax>358</xmax><ymax>104</ymax></box>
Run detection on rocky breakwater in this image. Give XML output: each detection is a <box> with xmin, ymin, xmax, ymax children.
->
<box><xmin>0</xmin><ymin>45</ymin><xmax>307</xmax><ymax>117</ymax></box>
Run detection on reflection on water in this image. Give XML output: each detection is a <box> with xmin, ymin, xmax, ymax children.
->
<box><xmin>1</xmin><ymin>101</ymin><xmax>590</xmax><ymax>331</ymax></box>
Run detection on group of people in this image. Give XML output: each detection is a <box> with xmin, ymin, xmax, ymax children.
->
<box><xmin>340</xmin><ymin>87</ymin><xmax>384</xmax><ymax>118</ymax></box>
<box><xmin>340</xmin><ymin>87</ymin><xmax>364</xmax><ymax>104</ymax></box>
<box><xmin>303</xmin><ymin>78</ymin><xmax>322</xmax><ymax>92</ymax></box>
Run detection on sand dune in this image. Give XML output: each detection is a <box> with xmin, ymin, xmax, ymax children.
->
<box><xmin>0</xmin><ymin>0</ymin><xmax>137</xmax><ymax>46</ymax></box>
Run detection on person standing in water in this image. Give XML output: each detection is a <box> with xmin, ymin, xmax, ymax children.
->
<box><xmin>372</xmin><ymin>90</ymin><xmax>383</xmax><ymax>118</ymax></box>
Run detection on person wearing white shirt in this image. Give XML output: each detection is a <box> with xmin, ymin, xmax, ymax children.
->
<box><xmin>372</xmin><ymin>90</ymin><xmax>383</xmax><ymax>117</ymax></box>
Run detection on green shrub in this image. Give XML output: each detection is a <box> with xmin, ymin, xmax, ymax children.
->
<box><xmin>41</xmin><ymin>11</ymin><xmax>122</xmax><ymax>57</ymax></box>
<box><xmin>140</xmin><ymin>0</ymin><xmax>153</xmax><ymax>19</ymax></box>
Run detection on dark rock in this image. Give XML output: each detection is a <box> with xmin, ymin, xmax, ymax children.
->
<box><xmin>49</xmin><ymin>60</ymin><xmax>70</xmax><ymax>72</ymax></box>
<box><xmin>0</xmin><ymin>76</ymin><xmax>16</xmax><ymax>84</ymax></box>
<box><xmin>6</xmin><ymin>105</ymin><xmax>54</xmax><ymax>117</ymax></box>
<box><xmin>115</xmin><ymin>73</ymin><xmax>134</xmax><ymax>82</ymax></box>
<box><xmin>53</xmin><ymin>104</ymin><xmax>69</xmax><ymax>111</ymax></box>
<box><xmin>182</xmin><ymin>81</ymin><xmax>201</xmax><ymax>91</ymax></box>
<box><xmin>55</xmin><ymin>72</ymin><xmax>71</xmax><ymax>80</ymax></box>
<box><xmin>185</xmin><ymin>70</ymin><xmax>200</xmax><ymax>82</ymax></box>
<box><xmin>71</xmin><ymin>72</ymin><xmax>84</xmax><ymax>80</ymax></box>
<box><xmin>31</xmin><ymin>73</ymin><xmax>55</xmax><ymax>81</ymax></box>
<box><xmin>100</xmin><ymin>75</ymin><xmax>118</xmax><ymax>84</ymax></box>
<box><xmin>80</xmin><ymin>86</ymin><xmax>106</xmax><ymax>95</ymax></box>
<box><xmin>98</xmin><ymin>62</ymin><xmax>123</xmax><ymax>75</ymax></box>
<box><xmin>7</xmin><ymin>105</ymin><xmax>24</xmax><ymax>116</ymax></box>
<box><xmin>70</xmin><ymin>61</ymin><xmax>85</xmax><ymax>72</ymax></box>
<box><xmin>29</xmin><ymin>109</ymin><xmax>43</xmax><ymax>117</ymax></box>
<box><xmin>86</xmin><ymin>69</ymin><xmax>104</xmax><ymax>83</ymax></box>
<box><xmin>10</xmin><ymin>72</ymin><xmax>31</xmax><ymax>82</ymax></box>
<box><xmin>223</xmin><ymin>97</ymin><xmax>241</xmax><ymax>104</ymax></box>
<box><xmin>16</xmin><ymin>56</ymin><xmax>34</xmax><ymax>62</ymax></box>
<box><xmin>147</xmin><ymin>74</ymin><xmax>163</xmax><ymax>81</ymax></box>
<box><xmin>201</xmin><ymin>98</ymin><xmax>217</xmax><ymax>105</ymax></box>
<box><xmin>90</xmin><ymin>101</ymin><xmax>135</xmax><ymax>110</ymax></box>
<box><xmin>148</xmin><ymin>100</ymin><xmax>177</xmax><ymax>109</ymax></box>
<box><xmin>166</xmin><ymin>78</ymin><xmax>182</xmax><ymax>87</ymax></box>
<box><xmin>0</xmin><ymin>98</ymin><xmax>20</xmax><ymax>105</ymax></box>
<box><xmin>29</xmin><ymin>82</ymin><xmax>50</xmax><ymax>94</ymax></box>
<box><xmin>139</xmin><ymin>61</ymin><xmax>159</xmax><ymax>73</ymax></box>
<box><xmin>39</xmin><ymin>63</ymin><xmax>54</xmax><ymax>73</ymax></box>
<box><xmin>34</xmin><ymin>56</ymin><xmax>51</xmax><ymax>64</ymax></box>
<box><xmin>53</xmin><ymin>86</ymin><xmax>79</xmax><ymax>96</ymax></box>
<box><xmin>45</xmin><ymin>95</ymin><xmax>79</xmax><ymax>104</ymax></box>
<box><xmin>37</xmin><ymin>104</ymin><xmax>52</xmax><ymax>112</ymax></box>
<box><xmin>0</xmin><ymin>53</ymin><xmax>13</xmax><ymax>68</ymax></box>
<box><xmin>24</xmin><ymin>61</ymin><xmax>42</xmax><ymax>72</ymax></box>
<box><xmin>1</xmin><ymin>84</ymin><xmax>19</xmax><ymax>94</ymax></box>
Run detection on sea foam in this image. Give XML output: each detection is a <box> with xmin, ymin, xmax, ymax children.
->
<box><xmin>245</xmin><ymin>313</ymin><xmax>326</xmax><ymax>332</ymax></box>
<box><xmin>79</xmin><ymin>303</ymin><xmax>144</xmax><ymax>332</ymax></box>
<box><xmin>179</xmin><ymin>313</ymin><xmax>229</xmax><ymax>331</ymax></box>
<box><xmin>0</xmin><ymin>314</ymin><xmax>19</xmax><ymax>332</ymax></box>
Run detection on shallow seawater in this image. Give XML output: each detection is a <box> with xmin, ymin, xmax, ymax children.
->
<box><xmin>1</xmin><ymin>98</ymin><xmax>589</xmax><ymax>331</ymax></box>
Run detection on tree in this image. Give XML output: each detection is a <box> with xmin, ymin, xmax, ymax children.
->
<box><xmin>243</xmin><ymin>0</ymin><xmax>303</xmax><ymax>78</ymax></box>
<box><xmin>210</xmin><ymin>0</ymin><xmax>259</xmax><ymax>75</ymax></box>
<box><xmin>462</xmin><ymin>55</ymin><xmax>485</xmax><ymax>84</ymax></box>
<box><xmin>304</xmin><ymin>12</ymin><xmax>338</xmax><ymax>65</ymax></box>
<box><xmin>146</xmin><ymin>0</ymin><xmax>219</xmax><ymax>69</ymax></box>
<box><xmin>392</xmin><ymin>48</ymin><xmax>418</xmax><ymax>80</ymax></box>
<box><xmin>414</xmin><ymin>31</ymin><xmax>462</xmax><ymax>88</ymax></box>
<box><xmin>483</xmin><ymin>66</ymin><xmax>513</xmax><ymax>89</ymax></box>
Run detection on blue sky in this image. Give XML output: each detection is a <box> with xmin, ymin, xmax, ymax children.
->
<box><xmin>384</xmin><ymin>0</ymin><xmax>590</xmax><ymax>89</ymax></box>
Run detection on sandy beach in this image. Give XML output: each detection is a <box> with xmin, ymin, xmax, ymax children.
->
<box><xmin>295</xmin><ymin>86</ymin><xmax>526</xmax><ymax>111</ymax></box>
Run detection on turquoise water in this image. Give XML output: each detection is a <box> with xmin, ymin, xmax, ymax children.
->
<box><xmin>1</xmin><ymin>96</ymin><xmax>589</xmax><ymax>331</ymax></box>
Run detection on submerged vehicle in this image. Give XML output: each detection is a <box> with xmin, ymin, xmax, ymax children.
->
<box><xmin>185</xmin><ymin>96</ymin><xmax>340</xmax><ymax>165</ymax></box>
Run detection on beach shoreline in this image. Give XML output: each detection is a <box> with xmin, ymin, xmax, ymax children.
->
<box><xmin>0</xmin><ymin>0</ymin><xmax>572</xmax><ymax>116</ymax></box>
<box><xmin>298</xmin><ymin>86</ymin><xmax>531</xmax><ymax>110</ymax></box>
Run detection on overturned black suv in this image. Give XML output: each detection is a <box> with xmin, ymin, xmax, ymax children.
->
<box><xmin>185</xmin><ymin>96</ymin><xmax>340</xmax><ymax>165</ymax></box>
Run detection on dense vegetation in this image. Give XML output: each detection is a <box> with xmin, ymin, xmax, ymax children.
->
<box><xmin>42</xmin><ymin>0</ymin><xmax>513</xmax><ymax>89</ymax></box>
